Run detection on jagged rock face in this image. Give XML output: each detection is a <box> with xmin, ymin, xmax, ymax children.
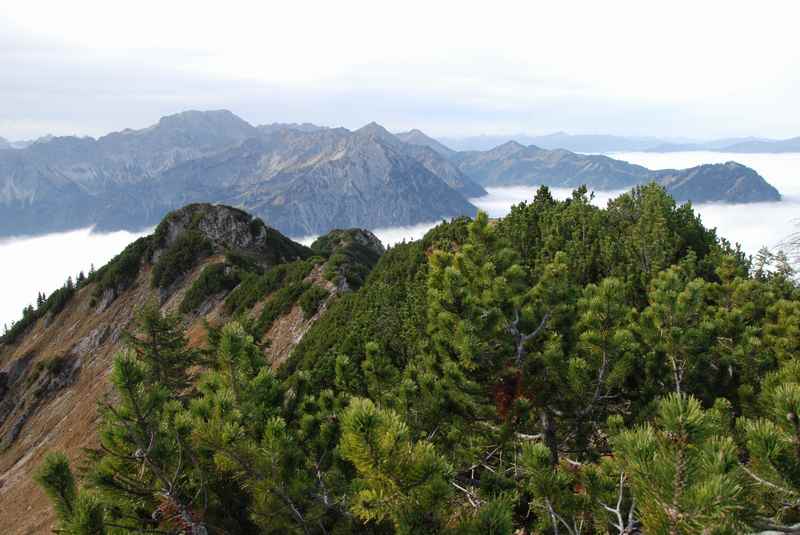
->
<box><xmin>235</xmin><ymin>128</ymin><xmax>477</xmax><ymax>236</ymax></box>
<box><xmin>0</xmin><ymin>113</ymin><xmax>478</xmax><ymax>238</ymax></box>
<box><xmin>160</xmin><ymin>123</ymin><xmax>478</xmax><ymax>236</ymax></box>
<box><xmin>154</xmin><ymin>203</ymin><xmax>310</xmax><ymax>260</ymax></box>
<box><xmin>400</xmin><ymin>143</ymin><xmax>486</xmax><ymax>197</ymax></box>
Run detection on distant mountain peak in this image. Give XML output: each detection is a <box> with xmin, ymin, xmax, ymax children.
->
<box><xmin>355</xmin><ymin>121</ymin><xmax>393</xmax><ymax>137</ymax></box>
<box><xmin>96</xmin><ymin>109</ymin><xmax>259</xmax><ymax>152</ymax></box>
<box><xmin>498</xmin><ymin>140</ymin><xmax>525</xmax><ymax>149</ymax></box>
<box><xmin>395</xmin><ymin>129</ymin><xmax>455</xmax><ymax>157</ymax></box>
<box><xmin>155</xmin><ymin>109</ymin><xmax>253</xmax><ymax>130</ymax></box>
<box><xmin>489</xmin><ymin>140</ymin><xmax>526</xmax><ymax>155</ymax></box>
<box><xmin>160</xmin><ymin>109</ymin><xmax>238</xmax><ymax>120</ymax></box>
<box><xmin>454</xmin><ymin>141</ymin><xmax>780</xmax><ymax>203</ymax></box>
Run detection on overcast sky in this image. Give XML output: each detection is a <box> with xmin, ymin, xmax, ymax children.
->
<box><xmin>2</xmin><ymin>0</ymin><xmax>799</xmax><ymax>140</ymax></box>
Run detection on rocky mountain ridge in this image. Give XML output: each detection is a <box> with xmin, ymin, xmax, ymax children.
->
<box><xmin>0</xmin><ymin>112</ymin><xmax>479</xmax><ymax>238</ymax></box>
<box><xmin>441</xmin><ymin>131</ymin><xmax>800</xmax><ymax>154</ymax></box>
<box><xmin>0</xmin><ymin>204</ymin><xmax>384</xmax><ymax>533</ymax></box>
<box><xmin>648</xmin><ymin>136</ymin><xmax>800</xmax><ymax>153</ymax></box>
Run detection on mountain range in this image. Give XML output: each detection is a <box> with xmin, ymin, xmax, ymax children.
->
<box><xmin>647</xmin><ymin>136</ymin><xmax>800</xmax><ymax>153</ymax></box>
<box><xmin>0</xmin><ymin>110</ymin><xmax>782</xmax><ymax>238</ymax></box>
<box><xmin>440</xmin><ymin>132</ymin><xmax>800</xmax><ymax>154</ymax></box>
<box><xmin>405</xmin><ymin>133</ymin><xmax>781</xmax><ymax>203</ymax></box>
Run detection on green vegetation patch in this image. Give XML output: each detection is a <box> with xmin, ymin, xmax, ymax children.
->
<box><xmin>2</xmin><ymin>279</ymin><xmax>81</xmax><ymax>345</ymax></box>
<box><xmin>179</xmin><ymin>263</ymin><xmax>240</xmax><ymax>314</ymax></box>
<box><xmin>311</xmin><ymin>229</ymin><xmax>383</xmax><ymax>289</ymax></box>
<box><xmin>255</xmin><ymin>281</ymin><xmax>310</xmax><ymax>335</ymax></box>
<box><xmin>151</xmin><ymin>231</ymin><xmax>212</xmax><ymax>289</ymax></box>
<box><xmin>91</xmin><ymin>236</ymin><xmax>154</xmax><ymax>299</ymax></box>
<box><xmin>224</xmin><ymin>250</ymin><xmax>265</xmax><ymax>274</ymax></box>
<box><xmin>224</xmin><ymin>258</ymin><xmax>317</xmax><ymax>316</ymax></box>
<box><xmin>298</xmin><ymin>285</ymin><xmax>329</xmax><ymax>319</ymax></box>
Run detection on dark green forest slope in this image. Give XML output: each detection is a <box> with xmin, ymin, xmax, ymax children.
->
<box><xmin>36</xmin><ymin>185</ymin><xmax>800</xmax><ymax>534</ymax></box>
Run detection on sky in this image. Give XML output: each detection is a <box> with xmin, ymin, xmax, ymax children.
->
<box><xmin>1</xmin><ymin>0</ymin><xmax>799</xmax><ymax>140</ymax></box>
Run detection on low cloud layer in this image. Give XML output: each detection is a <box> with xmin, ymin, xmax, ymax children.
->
<box><xmin>0</xmin><ymin>228</ymin><xmax>150</xmax><ymax>330</ymax></box>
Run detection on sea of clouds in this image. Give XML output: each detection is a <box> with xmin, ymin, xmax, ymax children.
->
<box><xmin>0</xmin><ymin>227</ymin><xmax>151</xmax><ymax>330</ymax></box>
<box><xmin>2</xmin><ymin>151</ymin><xmax>798</xmax><ymax>329</ymax></box>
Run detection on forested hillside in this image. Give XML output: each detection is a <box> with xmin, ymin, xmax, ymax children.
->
<box><xmin>29</xmin><ymin>185</ymin><xmax>800</xmax><ymax>534</ymax></box>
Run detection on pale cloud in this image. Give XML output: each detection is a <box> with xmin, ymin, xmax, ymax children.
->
<box><xmin>1</xmin><ymin>1</ymin><xmax>799</xmax><ymax>139</ymax></box>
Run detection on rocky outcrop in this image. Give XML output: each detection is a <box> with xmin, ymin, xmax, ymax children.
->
<box><xmin>153</xmin><ymin>203</ymin><xmax>311</xmax><ymax>262</ymax></box>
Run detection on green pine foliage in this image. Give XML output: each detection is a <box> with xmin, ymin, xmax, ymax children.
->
<box><xmin>179</xmin><ymin>262</ymin><xmax>240</xmax><ymax>313</ymax></box>
<box><xmin>340</xmin><ymin>398</ymin><xmax>453</xmax><ymax>533</ymax></box>
<box><xmin>151</xmin><ymin>230</ymin><xmax>212</xmax><ymax>288</ymax></box>
<box><xmin>224</xmin><ymin>258</ymin><xmax>317</xmax><ymax>316</ymax></box>
<box><xmin>35</xmin><ymin>185</ymin><xmax>800</xmax><ymax>534</ymax></box>
<box><xmin>1</xmin><ymin>273</ymin><xmax>80</xmax><ymax>344</ymax></box>
<box><xmin>614</xmin><ymin>394</ymin><xmax>749</xmax><ymax>534</ymax></box>
<box><xmin>90</xmin><ymin>235</ymin><xmax>154</xmax><ymax>299</ymax></box>
<box><xmin>299</xmin><ymin>285</ymin><xmax>330</xmax><ymax>319</ymax></box>
<box><xmin>254</xmin><ymin>281</ymin><xmax>310</xmax><ymax>335</ymax></box>
<box><xmin>311</xmin><ymin>229</ymin><xmax>383</xmax><ymax>289</ymax></box>
<box><xmin>34</xmin><ymin>453</ymin><xmax>106</xmax><ymax>535</ymax></box>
